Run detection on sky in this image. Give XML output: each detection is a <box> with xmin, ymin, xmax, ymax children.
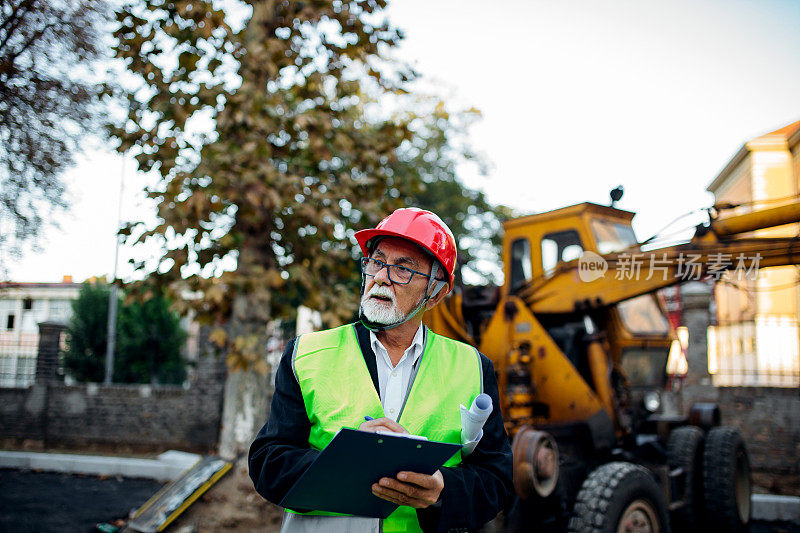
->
<box><xmin>7</xmin><ymin>0</ymin><xmax>800</xmax><ymax>283</ymax></box>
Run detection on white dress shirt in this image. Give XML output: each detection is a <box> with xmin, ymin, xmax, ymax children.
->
<box><xmin>369</xmin><ymin>323</ymin><xmax>425</xmax><ymax>421</ymax></box>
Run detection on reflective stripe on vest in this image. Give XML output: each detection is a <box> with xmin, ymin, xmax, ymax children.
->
<box><xmin>290</xmin><ymin>323</ymin><xmax>482</xmax><ymax>533</ymax></box>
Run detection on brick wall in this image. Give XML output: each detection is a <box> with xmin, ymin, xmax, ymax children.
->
<box><xmin>0</xmin><ymin>352</ymin><xmax>226</xmax><ymax>453</ymax></box>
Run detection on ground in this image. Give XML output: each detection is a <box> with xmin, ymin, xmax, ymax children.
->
<box><xmin>0</xmin><ymin>462</ymin><xmax>282</xmax><ymax>533</ymax></box>
<box><xmin>1</xmin><ymin>448</ymin><xmax>798</xmax><ymax>532</ymax></box>
<box><xmin>167</xmin><ymin>459</ymin><xmax>283</xmax><ymax>532</ymax></box>
<box><xmin>1</xmin><ymin>465</ymin><xmax>798</xmax><ymax>532</ymax></box>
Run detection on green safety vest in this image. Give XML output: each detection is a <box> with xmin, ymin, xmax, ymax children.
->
<box><xmin>290</xmin><ymin>323</ymin><xmax>483</xmax><ymax>533</ymax></box>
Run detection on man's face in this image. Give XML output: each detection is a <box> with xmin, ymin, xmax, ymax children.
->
<box><xmin>360</xmin><ymin>237</ymin><xmax>434</xmax><ymax>325</ymax></box>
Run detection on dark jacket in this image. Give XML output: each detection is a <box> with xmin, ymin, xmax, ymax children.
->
<box><xmin>248</xmin><ymin>322</ymin><xmax>515</xmax><ymax>533</ymax></box>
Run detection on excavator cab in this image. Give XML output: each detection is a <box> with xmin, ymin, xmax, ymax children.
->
<box><xmin>504</xmin><ymin>202</ymin><xmax>636</xmax><ymax>285</ymax></box>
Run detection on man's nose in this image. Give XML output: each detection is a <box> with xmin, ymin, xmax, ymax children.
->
<box><xmin>373</xmin><ymin>263</ymin><xmax>392</xmax><ymax>285</ymax></box>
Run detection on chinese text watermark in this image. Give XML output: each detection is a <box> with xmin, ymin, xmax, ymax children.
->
<box><xmin>578</xmin><ymin>251</ymin><xmax>761</xmax><ymax>282</ymax></box>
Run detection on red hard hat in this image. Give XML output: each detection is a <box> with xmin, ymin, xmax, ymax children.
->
<box><xmin>355</xmin><ymin>208</ymin><xmax>457</xmax><ymax>288</ymax></box>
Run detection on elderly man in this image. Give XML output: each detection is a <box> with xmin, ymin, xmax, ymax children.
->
<box><xmin>249</xmin><ymin>208</ymin><xmax>514</xmax><ymax>533</ymax></box>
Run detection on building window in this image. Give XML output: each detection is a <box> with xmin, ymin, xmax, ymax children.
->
<box><xmin>48</xmin><ymin>299</ymin><xmax>71</xmax><ymax>321</ymax></box>
<box><xmin>6</xmin><ymin>315</ymin><xmax>14</xmax><ymax>331</ymax></box>
<box><xmin>23</xmin><ymin>298</ymin><xmax>33</xmax><ymax>311</ymax></box>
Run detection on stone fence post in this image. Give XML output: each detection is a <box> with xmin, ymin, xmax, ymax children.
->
<box><xmin>680</xmin><ymin>281</ymin><xmax>713</xmax><ymax>386</ymax></box>
<box><xmin>36</xmin><ymin>321</ymin><xmax>66</xmax><ymax>384</ymax></box>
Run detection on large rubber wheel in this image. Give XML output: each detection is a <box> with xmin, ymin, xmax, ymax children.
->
<box><xmin>567</xmin><ymin>462</ymin><xmax>669</xmax><ymax>533</ymax></box>
<box><xmin>702</xmin><ymin>426</ymin><xmax>751</xmax><ymax>533</ymax></box>
<box><xmin>666</xmin><ymin>426</ymin><xmax>705</xmax><ymax>531</ymax></box>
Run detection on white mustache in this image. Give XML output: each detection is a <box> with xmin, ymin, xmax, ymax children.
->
<box><xmin>366</xmin><ymin>285</ymin><xmax>396</xmax><ymax>302</ymax></box>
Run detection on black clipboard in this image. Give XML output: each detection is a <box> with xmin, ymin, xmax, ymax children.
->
<box><xmin>280</xmin><ymin>428</ymin><xmax>461</xmax><ymax>518</ymax></box>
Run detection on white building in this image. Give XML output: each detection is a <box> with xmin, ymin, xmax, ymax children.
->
<box><xmin>0</xmin><ymin>278</ymin><xmax>81</xmax><ymax>387</ymax></box>
<box><xmin>706</xmin><ymin>119</ymin><xmax>800</xmax><ymax>387</ymax></box>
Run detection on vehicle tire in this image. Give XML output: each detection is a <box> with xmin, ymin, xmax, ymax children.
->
<box><xmin>702</xmin><ymin>426</ymin><xmax>751</xmax><ymax>533</ymax></box>
<box><xmin>666</xmin><ymin>425</ymin><xmax>704</xmax><ymax>531</ymax></box>
<box><xmin>567</xmin><ymin>462</ymin><xmax>669</xmax><ymax>533</ymax></box>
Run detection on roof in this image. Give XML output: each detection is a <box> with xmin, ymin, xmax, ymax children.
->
<box><xmin>708</xmin><ymin>118</ymin><xmax>800</xmax><ymax>192</ymax></box>
<box><xmin>760</xmin><ymin>119</ymin><xmax>800</xmax><ymax>140</ymax></box>
<box><xmin>789</xmin><ymin>121</ymin><xmax>800</xmax><ymax>150</ymax></box>
<box><xmin>504</xmin><ymin>202</ymin><xmax>635</xmax><ymax>230</ymax></box>
<box><xmin>0</xmin><ymin>282</ymin><xmax>82</xmax><ymax>290</ymax></box>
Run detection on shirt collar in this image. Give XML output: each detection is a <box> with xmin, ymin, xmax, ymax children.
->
<box><xmin>369</xmin><ymin>322</ymin><xmax>426</xmax><ymax>365</ymax></box>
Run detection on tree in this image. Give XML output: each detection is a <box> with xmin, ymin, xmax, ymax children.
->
<box><xmin>116</xmin><ymin>292</ymin><xmax>188</xmax><ymax>384</ymax></box>
<box><xmin>64</xmin><ymin>282</ymin><xmax>187</xmax><ymax>384</ymax></box>
<box><xmin>111</xmin><ymin>0</ymin><xmax>417</xmax><ymax>456</ymax></box>
<box><xmin>63</xmin><ymin>282</ymin><xmax>109</xmax><ymax>383</ymax></box>
<box><xmin>0</xmin><ymin>0</ymin><xmax>106</xmax><ymax>265</ymax></box>
<box><xmin>112</xmin><ymin>0</ymin><xmax>414</xmax><ymax>364</ymax></box>
<box><xmin>110</xmin><ymin>0</ymin><xmax>508</xmax><ymax>455</ymax></box>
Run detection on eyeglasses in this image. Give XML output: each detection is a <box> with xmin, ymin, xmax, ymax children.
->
<box><xmin>360</xmin><ymin>257</ymin><xmax>437</xmax><ymax>285</ymax></box>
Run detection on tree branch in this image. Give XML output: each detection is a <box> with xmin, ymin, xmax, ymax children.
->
<box><xmin>0</xmin><ymin>0</ymin><xmax>35</xmax><ymax>46</ymax></box>
<box><xmin>1</xmin><ymin>19</ymin><xmax>55</xmax><ymax>72</ymax></box>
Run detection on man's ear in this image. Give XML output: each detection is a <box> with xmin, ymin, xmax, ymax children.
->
<box><xmin>425</xmin><ymin>282</ymin><xmax>450</xmax><ymax>310</ymax></box>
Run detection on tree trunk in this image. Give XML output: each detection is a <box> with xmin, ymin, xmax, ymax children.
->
<box><xmin>218</xmin><ymin>364</ymin><xmax>272</xmax><ymax>460</ymax></box>
<box><xmin>217</xmin><ymin>245</ymin><xmax>275</xmax><ymax>459</ymax></box>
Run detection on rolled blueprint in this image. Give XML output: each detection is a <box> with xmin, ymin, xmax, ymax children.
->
<box><xmin>460</xmin><ymin>393</ymin><xmax>493</xmax><ymax>456</ymax></box>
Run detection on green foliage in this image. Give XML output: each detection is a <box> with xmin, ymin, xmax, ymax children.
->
<box><xmin>64</xmin><ymin>283</ymin><xmax>188</xmax><ymax>384</ymax></box>
<box><xmin>391</xmin><ymin>100</ymin><xmax>512</xmax><ymax>285</ymax></box>
<box><xmin>63</xmin><ymin>283</ymin><xmax>110</xmax><ymax>383</ymax></box>
<box><xmin>116</xmin><ymin>293</ymin><xmax>188</xmax><ymax>384</ymax></box>
<box><xmin>111</xmin><ymin>0</ymin><xmax>416</xmax><ymax>371</ymax></box>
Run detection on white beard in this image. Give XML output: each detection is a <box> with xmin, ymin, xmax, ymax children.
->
<box><xmin>360</xmin><ymin>284</ymin><xmax>407</xmax><ymax>325</ymax></box>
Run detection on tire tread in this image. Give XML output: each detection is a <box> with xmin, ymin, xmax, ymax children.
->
<box><xmin>567</xmin><ymin>462</ymin><xmax>668</xmax><ymax>533</ymax></box>
<box><xmin>703</xmin><ymin>426</ymin><xmax>750</xmax><ymax>533</ymax></box>
<box><xmin>667</xmin><ymin>426</ymin><xmax>705</xmax><ymax>531</ymax></box>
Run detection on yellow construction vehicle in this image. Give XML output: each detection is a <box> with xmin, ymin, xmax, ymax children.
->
<box><xmin>425</xmin><ymin>199</ymin><xmax>800</xmax><ymax>532</ymax></box>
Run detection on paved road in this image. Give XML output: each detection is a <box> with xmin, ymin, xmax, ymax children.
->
<box><xmin>2</xmin><ymin>468</ymin><xmax>797</xmax><ymax>532</ymax></box>
<box><xmin>0</xmin><ymin>468</ymin><xmax>163</xmax><ymax>533</ymax></box>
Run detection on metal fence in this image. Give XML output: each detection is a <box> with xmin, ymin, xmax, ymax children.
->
<box><xmin>711</xmin><ymin>368</ymin><xmax>800</xmax><ymax>387</ymax></box>
<box><xmin>0</xmin><ymin>333</ymin><xmax>39</xmax><ymax>388</ymax></box>
<box><xmin>708</xmin><ymin>318</ymin><xmax>800</xmax><ymax>387</ymax></box>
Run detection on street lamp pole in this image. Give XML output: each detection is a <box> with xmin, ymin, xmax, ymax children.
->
<box><xmin>104</xmin><ymin>156</ymin><xmax>125</xmax><ymax>385</ymax></box>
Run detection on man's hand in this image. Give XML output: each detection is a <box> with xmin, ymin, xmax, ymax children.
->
<box><xmin>358</xmin><ymin>417</ymin><xmax>408</xmax><ymax>435</ymax></box>
<box><xmin>371</xmin><ymin>470</ymin><xmax>444</xmax><ymax>508</ymax></box>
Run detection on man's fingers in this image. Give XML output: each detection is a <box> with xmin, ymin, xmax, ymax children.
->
<box><xmin>358</xmin><ymin>417</ymin><xmax>408</xmax><ymax>434</ymax></box>
<box><xmin>371</xmin><ymin>475</ymin><xmax>441</xmax><ymax>508</ymax></box>
<box><xmin>397</xmin><ymin>471</ymin><xmax>436</xmax><ymax>488</ymax></box>
<box><xmin>377</xmin><ymin>477</ymin><xmax>424</xmax><ymax>499</ymax></box>
<box><xmin>372</xmin><ymin>417</ymin><xmax>408</xmax><ymax>433</ymax></box>
<box><xmin>372</xmin><ymin>486</ymin><xmax>409</xmax><ymax>506</ymax></box>
<box><xmin>360</xmin><ymin>422</ymin><xmax>401</xmax><ymax>433</ymax></box>
<box><xmin>371</xmin><ymin>483</ymin><xmax>429</xmax><ymax>508</ymax></box>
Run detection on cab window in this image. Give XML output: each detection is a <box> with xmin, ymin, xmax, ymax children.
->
<box><xmin>591</xmin><ymin>219</ymin><xmax>638</xmax><ymax>254</ymax></box>
<box><xmin>620</xmin><ymin>347</ymin><xmax>669</xmax><ymax>387</ymax></box>
<box><xmin>618</xmin><ymin>295</ymin><xmax>669</xmax><ymax>335</ymax></box>
<box><xmin>541</xmin><ymin>230</ymin><xmax>583</xmax><ymax>276</ymax></box>
<box><xmin>510</xmin><ymin>238</ymin><xmax>532</xmax><ymax>291</ymax></box>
